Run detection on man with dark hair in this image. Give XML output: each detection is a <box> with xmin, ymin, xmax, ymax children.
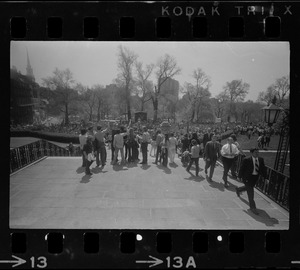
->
<box><xmin>95</xmin><ymin>124</ymin><xmax>109</xmax><ymax>167</ymax></box>
<box><xmin>204</xmin><ymin>134</ymin><xmax>221</xmax><ymax>181</ymax></box>
<box><xmin>220</xmin><ymin>136</ymin><xmax>239</xmax><ymax>188</ymax></box>
<box><xmin>83</xmin><ymin>136</ymin><xmax>95</xmax><ymax>175</ymax></box>
<box><xmin>137</xmin><ymin>126</ymin><xmax>151</xmax><ymax>165</ymax></box>
<box><xmin>79</xmin><ymin>128</ymin><xmax>87</xmax><ymax>167</ymax></box>
<box><xmin>236</xmin><ymin>148</ymin><xmax>267</xmax><ymax>215</ymax></box>
<box><xmin>153</xmin><ymin>129</ymin><xmax>163</xmax><ymax>165</ymax></box>
<box><xmin>186</xmin><ymin>139</ymin><xmax>200</xmax><ymax>176</ymax></box>
<box><xmin>203</xmin><ymin>128</ymin><xmax>213</xmax><ymax>151</ymax></box>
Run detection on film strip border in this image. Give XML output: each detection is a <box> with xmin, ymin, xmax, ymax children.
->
<box><xmin>3</xmin><ymin>230</ymin><xmax>297</xmax><ymax>268</ymax></box>
<box><xmin>2</xmin><ymin>2</ymin><xmax>295</xmax><ymax>40</ymax></box>
<box><xmin>1</xmin><ymin>1</ymin><xmax>300</xmax><ymax>269</ymax></box>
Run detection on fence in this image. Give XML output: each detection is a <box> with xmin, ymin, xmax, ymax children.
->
<box><xmin>10</xmin><ymin>139</ymin><xmax>81</xmax><ymax>174</ymax></box>
<box><xmin>227</xmin><ymin>154</ymin><xmax>289</xmax><ymax>211</ymax></box>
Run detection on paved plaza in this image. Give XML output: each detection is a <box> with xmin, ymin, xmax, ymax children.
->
<box><xmin>10</xmin><ymin>149</ymin><xmax>289</xmax><ymax>230</ymax></box>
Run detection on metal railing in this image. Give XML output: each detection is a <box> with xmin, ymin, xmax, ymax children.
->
<box><xmin>226</xmin><ymin>154</ymin><xmax>289</xmax><ymax>211</ymax></box>
<box><xmin>10</xmin><ymin>139</ymin><xmax>81</xmax><ymax>174</ymax></box>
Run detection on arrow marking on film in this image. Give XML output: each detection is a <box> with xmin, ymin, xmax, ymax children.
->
<box><xmin>0</xmin><ymin>255</ymin><xmax>26</xmax><ymax>268</ymax></box>
<box><xmin>136</xmin><ymin>255</ymin><xmax>163</xmax><ymax>268</ymax></box>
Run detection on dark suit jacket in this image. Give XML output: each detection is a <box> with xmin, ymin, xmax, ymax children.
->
<box><xmin>203</xmin><ymin>133</ymin><xmax>213</xmax><ymax>147</ymax></box>
<box><xmin>204</xmin><ymin>141</ymin><xmax>221</xmax><ymax>161</ymax></box>
<box><xmin>238</xmin><ymin>156</ymin><xmax>267</xmax><ymax>186</ymax></box>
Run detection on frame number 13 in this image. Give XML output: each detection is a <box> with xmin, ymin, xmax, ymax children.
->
<box><xmin>30</xmin><ymin>257</ymin><xmax>47</xmax><ymax>268</ymax></box>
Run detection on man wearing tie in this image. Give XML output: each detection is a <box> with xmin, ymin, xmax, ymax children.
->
<box><xmin>220</xmin><ymin>137</ymin><xmax>239</xmax><ymax>187</ymax></box>
<box><xmin>236</xmin><ymin>147</ymin><xmax>267</xmax><ymax>215</ymax></box>
<box><xmin>204</xmin><ymin>134</ymin><xmax>221</xmax><ymax>182</ymax></box>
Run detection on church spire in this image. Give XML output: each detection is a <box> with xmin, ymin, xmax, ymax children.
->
<box><xmin>26</xmin><ymin>48</ymin><xmax>35</xmax><ymax>81</ymax></box>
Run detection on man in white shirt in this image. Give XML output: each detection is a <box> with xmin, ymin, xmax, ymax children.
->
<box><xmin>220</xmin><ymin>136</ymin><xmax>239</xmax><ymax>187</ymax></box>
<box><xmin>168</xmin><ymin>133</ymin><xmax>178</xmax><ymax>163</ymax></box>
<box><xmin>112</xmin><ymin>130</ymin><xmax>126</xmax><ymax>165</ymax></box>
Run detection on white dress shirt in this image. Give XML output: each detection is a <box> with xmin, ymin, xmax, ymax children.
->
<box><xmin>252</xmin><ymin>157</ymin><xmax>259</xmax><ymax>175</ymax></box>
<box><xmin>221</xmin><ymin>143</ymin><xmax>239</xmax><ymax>158</ymax></box>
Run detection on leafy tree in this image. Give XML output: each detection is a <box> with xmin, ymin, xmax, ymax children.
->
<box><xmin>42</xmin><ymin>68</ymin><xmax>78</xmax><ymax>125</ymax></box>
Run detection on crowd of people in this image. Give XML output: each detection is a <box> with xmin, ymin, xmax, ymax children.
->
<box><xmin>11</xmin><ymin>118</ymin><xmax>271</xmax><ymax>216</ymax></box>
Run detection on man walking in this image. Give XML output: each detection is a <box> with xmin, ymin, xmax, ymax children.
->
<box><xmin>204</xmin><ymin>134</ymin><xmax>221</xmax><ymax>182</ymax></box>
<box><xmin>236</xmin><ymin>148</ymin><xmax>267</xmax><ymax>215</ymax></box>
<box><xmin>95</xmin><ymin>124</ymin><xmax>109</xmax><ymax>167</ymax></box>
<box><xmin>168</xmin><ymin>133</ymin><xmax>178</xmax><ymax>163</ymax></box>
<box><xmin>153</xmin><ymin>129</ymin><xmax>163</xmax><ymax>165</ymax></box>
<box><xmin>79</xmin><ymin>129</ymin><xmax>87</xmax><ymax>167</ymax></box>
<box><xmin>203</xmin><ymin>128</ymin><xmax>213</xmax><ymax>152</ymax></box>
<box><xmin>220</xmin><ymin>136</ymin><xmax>239</xmax><ymax>187</ymax></box>
<box><xmin>186</xmin><ymin>139</ymin><xmax>200</xmax><ymax>177</ymax></box>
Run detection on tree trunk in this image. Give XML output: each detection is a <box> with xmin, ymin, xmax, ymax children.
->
<box><xmin>97</xmin><ymin>101</ymin><xmax>101</xmax><ymax>121</ymax></box>
<box><xmin>65</xmin><ymin>103</ymin><xmax>69</xmax><ymax>125</ymax></box>
<box><xmin>153</xmin><ymin>97</ymin><xmax>158</xmax><ymax>122</ymax></box>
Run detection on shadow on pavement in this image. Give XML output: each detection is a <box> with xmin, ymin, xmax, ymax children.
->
<box><xmin>208</xmin><ymin>180</ymin><xmax>225</xmax><ymax>192</ymax></box>
<box><xmin>157</xmin><ymin>164</ymin><xmax>172</xmax><ymax>174</ymax></box>
<box><xmin>112</xmin><ymin>164</ymin><xmax>128</xmax><ymax>171</ymax></box>
<box><xmin>184</xmin><ymin>172</ymin><xmax>205</xmax><ymax>182</ymax></box>
<box><xmin>127</xmin><ymin>162</ymin><xmax>138</xmax><ymax>168</ymax></box>
<box><xmin>141</xmin><ymin>164</ymin><xmax>151</xmax><ymax>170</ymax></box>
<box><xmin>76</xmin><ymin>167</ymin><xmax>85</xmax><ymax>174</ymax></box>
<box><xmin>169</xmin><ymin>162</ymin><xmax>178</xmax><ymax>168</ymax></box>
<box><xmin>80</xmin><ymin>174</ymin><xmax>91</xmax><ymax>184</ymax></box>
<box><xmin>225</xmin><ymin>182</ymin><xmax>239</xmax><ymax>193</ymax></box>
<box><xmin>243</xmin><ymin>209</ymin><xmax>279</xmax><ymax>227</ymax></box>
<box><xmin>91</xmin><ymin>167</ymin><xmax>108</xmax><ymax>174</ymax></box>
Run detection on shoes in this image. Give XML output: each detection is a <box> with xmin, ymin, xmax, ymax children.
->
<box><xmin>250</xmin><ymin>208</ymin><xmax>259</xmax><ymax>215</ymax></box>
<box><xmin>87</xmin><ymin>172</ymin><xmax>93</xmax><ymax>176</ymax></box>
<box><xmin>224</xmin><ymin>182</ymin><xmax>229</xmax><ymax>188</ymax></box>
<box><xmin>235</xmin><ymin>187</ymin><xmax>240</xmax><ymax>197</ymax></box>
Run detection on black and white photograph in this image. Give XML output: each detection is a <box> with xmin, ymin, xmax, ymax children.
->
<box><xmin>10</xmin><ymin>41</ymin><xmax>290</xmax><ymax>230</ymax></box>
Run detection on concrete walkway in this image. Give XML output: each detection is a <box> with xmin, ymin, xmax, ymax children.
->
<box><xmin>10</xmin><ymin>152</ymin><xmax>289</xmax><ymax>229</ymax></box>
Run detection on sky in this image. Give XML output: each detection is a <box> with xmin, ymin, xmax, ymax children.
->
<box><xmin>10</xmin><ymin>41</ymin><xmax>289</xmax><ymax>101</ymax></box>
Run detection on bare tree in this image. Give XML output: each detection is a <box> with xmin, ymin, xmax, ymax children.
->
<box><xmin>182</xmin><ymin>68</ymin><xmax>211</xmax><ymax>122</ymax></box>
<box><xmin>152</xmin><ymin>54</ymin><xmax>181</xmax><ymax>122</ymax></box>
<box><xmin>221</xmin><ymin>79</ymin><xmax>250</xmax><ymax>121</ymax></box>
<box><xmin>42</xmin><ymin>68</ymin><xmax>77</xmax><ymax>125</ymax></box>
<box><xmin>135</xmin><ymin>61</ymin><xmax>154</xmax><ymax>111</ymax></box>
<box><xmin>272</xmin><ymin>76</ymin><xmax>290</xmax><ymax>105</ymax></box>
<box><xmin>257</xmin><ymin>86</ymin><xmax>277</xmax><ymax>105</ymax></box>
<box><xmin>256</xmin><ymin>76</ymin><xmax>289</xmax><ymax>107</ymax></box>
<box><xmin>117</xmin><ymin>45</ymin><xmax>138</xmax><ymax>121</ymax></box>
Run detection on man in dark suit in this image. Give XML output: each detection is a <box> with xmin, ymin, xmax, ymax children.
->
<box><xmin>204</xmin><ymin>134</ymin><xmax>221</xmax><ymax>182</ymax></box>
<box><xmin>202</xmin><ymin>128</ymin><xmax>213</xmax><ymax>152</ymax></box>
<box><xmin>236</xmin><ymin>147</ymin><xmax>267</xmax><ymax>215</ymax></box>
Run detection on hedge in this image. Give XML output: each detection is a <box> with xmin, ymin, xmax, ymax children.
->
<box><xmin>10</xmin><ymin>130</ymin><xmax>80</xmax><ymax>144</ymax></box>
<box><xmin>10</xmin><ymin>129</ymin><xmax>233</xmax><ymax>145</ymax></box>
